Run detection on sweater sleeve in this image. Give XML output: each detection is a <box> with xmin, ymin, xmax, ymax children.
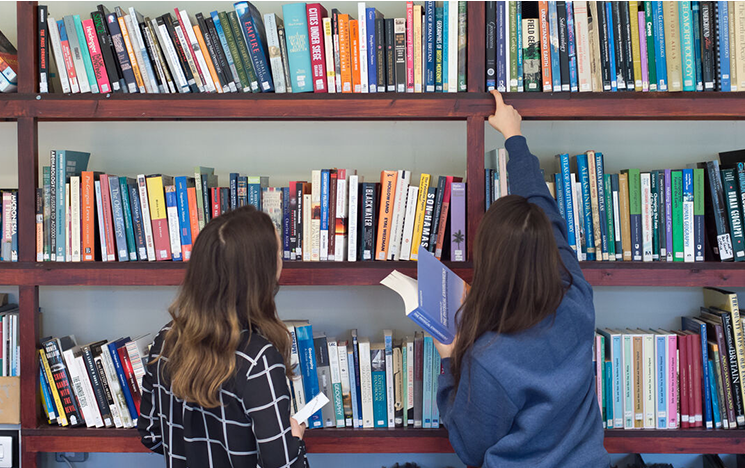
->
<box><xmin>137</xmin><ymin>339</ymin><xmax>164</xmax><ymax>454</ymax></box>
<box><xmin>504</xmin><ymin>135</ymin><xmax>584</xmax><ymax>281</ymax></box>
<box><xmin>437</xmin><ymin>358</ymin><xmax>517</xmax><ymax>467</ymax></box>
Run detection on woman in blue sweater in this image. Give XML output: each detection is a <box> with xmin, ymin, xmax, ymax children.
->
<box><xmin>435</xmin><ymin>91</ymin><xmax>610</xmax><ymax>468</ymax></box>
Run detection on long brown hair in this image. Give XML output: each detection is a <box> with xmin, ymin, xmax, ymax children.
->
<box><xmin>450</xmin><ymin>195</ymin><xmax>572</xmax><ymax>389</ymax></box>
<box><xmin>158</xmin><ymin>205</ymin><xmax>291</xmax><ymax>408</ymax></box>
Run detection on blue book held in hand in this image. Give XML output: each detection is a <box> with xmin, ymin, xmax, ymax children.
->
<box><xmin>380</xmin><ymin>249</ymin><xmax>467</xmax><ymax>345</ymax></box>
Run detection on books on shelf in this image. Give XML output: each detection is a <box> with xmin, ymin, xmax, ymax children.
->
<box><xmin>0</xmin><ymin>29</ymin><xmax>18</xmax><ymax>93</ymax></box>
<box><xmin>486</xmin><ymin>0</ymin><xmax>745</xmax><ymax>93</ymax></box>
<box><xmin>1</xmin><ymin>189</ymin><xmax>18</xmax><ymax>263</ymax></box>
<box><xmin>38</xmin><ymin>2</ymin><xmax>468</xmax><ymax>94</ymax></box>
<box><xmin>596</xmin><ymin>287</ymin><xmax>745</xmax><ymax>432</ymax></box>
<box><xmin>36</xmin><ymin>152</ymin><xmax>467</xmax><ymax>263</ymax></box>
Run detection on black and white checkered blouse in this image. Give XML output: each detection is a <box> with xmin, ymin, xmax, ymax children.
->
<box><xmin>137</xmin><ymin>325</ymin><xmax>307</xmax><ymax>468</ymax></box>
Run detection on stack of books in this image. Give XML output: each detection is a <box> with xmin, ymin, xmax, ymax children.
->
<box><xmin>486</xmin><ymin>1</ymin><xmax>745</xmax><ymax>93</ymax></box>
<box><xmin>38</xmin><ymin>1</ymin><xmax>468</xmax><ymax>95</ymax></box>
<box><xmin>36</xmin><ymin>151</ymin><xmax>467</xmax><ymax>263</ymax></box>
<box><xmin>597</xmin><ymin>287</ymin><xmax>745</xmax><ymax>431</ymax></box>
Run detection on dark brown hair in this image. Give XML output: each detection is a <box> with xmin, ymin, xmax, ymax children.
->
<box><xmin>450</xmin><ymin>195</ymin><xmax>572</xmax><ymax>389</ymax></box>
<box><xmin>158</xmin><ymin>205</ymin><xmax>291</xmax><ymax>408</ymax></box>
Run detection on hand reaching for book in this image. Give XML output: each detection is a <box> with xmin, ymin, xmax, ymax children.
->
<box><xmin>433</xmin><ymin>336</ymin><xmax>456</xmax><ymax>359</ymax></box>
<box><xmin>488</xmin><ymin>90</ymin><xmax>522</xmax><ymax>141</ymax></box>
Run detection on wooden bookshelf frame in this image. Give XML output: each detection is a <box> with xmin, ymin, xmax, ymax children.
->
<box><xmin>6</xmin><ymin>1</ymin><xmax>745</xmax><ymax>465</ymax></box>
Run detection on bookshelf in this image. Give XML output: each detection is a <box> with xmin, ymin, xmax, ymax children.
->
<box><xmin>4</xmin><ymin>1</ymin><xmax>745</xmax><ymax>467</ymax></box>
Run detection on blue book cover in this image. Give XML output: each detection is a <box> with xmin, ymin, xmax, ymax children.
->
<box><xmin>347</xmin><ymin>346</ymin><xmax>360</xmax><ymax>428</ymax></box>
<box><xmin>555</xmin><ymin>173</ymin><xmax>566</xmax><ymax>222</ymax></box>
<box><xmin>118</xmin><ymin>177</ymin><xmax>138</xmax><ymax>261</ymax></box>
<box><xmin>516</xmin><ymin>1</ymin><xmax>524</xmax><ymax>91</ymax></box>
<box><xmin>108</xmin><ymin>339</ymin><xmax>139</xmax><ymax>422</ymax></box>
<box><xmin>611</xmin><ymin>334</ymin><xmax>622</xmax><ymax>428</ymax></box>
<box><xmin>443</xmin><ymin>4</ymin><xmax>448</xmax><ymax>90</ymax></box>
<box><xmin>366</xmin><ymin>8</ymin><xmax>379</xmax><ymax>92</ymax></box>
<box><xmin>164</xmin><ymin>186</ymin><xmax>183</xmax><ymax>261</ymax></box>
<box><xmin>691</xmin><ymin>1</ymin><xmax>703</xmax><ymax>91</ymax></box>
<box><xmin>127</xmin><ymin>181</ymin><xmax>147</xmax><ymax>261</ymax></box>
<box><xmin>238</xmin><ymin>176</ymin><xmax>248</xmax><ymax>207</ymax></box>
<box><xmin>320</xmin><ymin>169</ymin><xmax>330</xmax><ymax>259</ymax></box>
<box><xmin>548</xmin><ymin>1</ymin><xmax>562</xmax><ymax>91</ymax></box>
<box><xmin>211</xmin><ymin>11</ymin><xmax>243</xmax><ymax>91</ymax></box>
<box><xmin>282</xmin><ymin>3</ymin><xmax>314</xmax><ymax>92</ymax></box>
<box><xmin>40</xmin><ymin>366</ymin><xmax>56</xmax><ymax>419</ymax></box>
<box><xmin>605</xmin><ymin>2</ymin><xmax>617</xmax><ymax>91</ymax></box>
<box><xmin>295</xmin><ymin>324</ymin><xmax>323</xmax><ymax>428</ymax></box>
<box><xmin>435</xmin><ymin>6</ymin><xmax>444</xmax><ymax>92</ymax></box>
<box><xmin>611</xmin><ymin>174</ymin><xmax>622</xmax><ymax>258</ymax></box>
<box><xmin>566</xmin><ymin>0</ymin><xmax>578</xmax><ymax>92</ymax></box>
<box><xmin>247</xmin><ymin>177</ymin><xmax>261</xmax><ymax>210</ymax></box>
<box><xmin>9</xmin><ymin>192</ymin><xmax>17</xmax><ymax>262</ymax></box>
<box><xmin>351</xmin><ymin>331</ymin><xmax>363</xmax><ymax>428</ymax></box>
<box><xmin>424</xmin><ymin>1</ymin><xmax>435</xmax><ymax>92</ymax></box>
<box><xmin>73</xmin><ymin>15</ymin><xmax>98</xmax><ymax>93</ymax></box>
<box><xmin>576</xmin><ymin>154</ymin><xmax>596</xmax><ymax>261</ymax></box>
<box><xmin>380</xmin><ymin>249</ymin><xmax>467</xmax><ymax>345</ymax></box>
<box><xmin>371</xmin><ymin>345</ymin><xmax>387</xmax><ymax>428</ymax></box>
<box><xmin>679</xmin><ymin>1</ymin><xmax>695</xmax><ymax>91</ymax></box>
<box><xmin>422</xmin><ymin>336</ymin><xmax>433</xmax><ymax>428</ymax></box>
<box><xmin>655</xmin><ymin>333</ymin><xmax>667</xmax><ymax>429</ymax></box>
<box><xmin>595</xmin><ymin>153</ymin><xmax>608</xmax><ymax>260</ymax></box>
<box><xmin>108</xmin><ymin>176</ymin><xmax>129</xmax><ymax>262</ymax></box>
<box><xmin>282</xmin><ymin>186</ymin><xmax>291</xmax><ymax>259</ymax></box>
<box><xmin>652</xmin><ymin>1</ymin><xmax>668</xmax><ymax>90</ymax></box>
<box><xmin>604</xmin><ymin>360</ymin><xmax>613</xmax><ymax>428</ymax></box>
<box><xmin>234</xmin><ymin>1</ymin><xmax>274</xmax><ymax>92</ymax></box>
<box><xmin>558</xmin><ymin>154</ymin><xmax>577</xmax><ymax>253</ymax></box>
<box><xmin>175</xmin><ymin>177</ymin><xmax>193</xmax><ymax>259</ymax></box>
<box><xmin>709</xmin><ymin>360</ymin><xmax>722</xmax><ymax>428</ymax></box>
<box><xmin>681</xmin><ymin>317</ymin><xmax>713</xmax><ymax>428</ymax></box>
<box><xmin>432</xmin><ymin>349</ymin><xmax>441</xmax><ymax>428</ymax></box>
<box><xmin>485</xmin><ymin>169</ymin><xmax>493</xmax><ymax>210</ymax></box>
<box><xmin>718</xmin><ymin>1</ymin><xmax>731</xmax><ymax>91</ymax></box>
<box><xmin>229</xmin><ymin>173</ymin><xmax>238</xmax><ymax>210</ymax></box>
<box><xmin>496</xmin><ymin>1</ymin><xmax>506</xmax><ymax>92</ymax></box>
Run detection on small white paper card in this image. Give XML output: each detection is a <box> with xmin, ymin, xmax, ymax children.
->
<box><xmin>291</xmin><ymin>392</ymin><xmax>330</xmax><ymax>425</ymax></box>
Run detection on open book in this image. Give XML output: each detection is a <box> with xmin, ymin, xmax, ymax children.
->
<box><xmin>380</xmin><ymin>249</ymin><xmax>468</xmax><ymax>344</ymax></box>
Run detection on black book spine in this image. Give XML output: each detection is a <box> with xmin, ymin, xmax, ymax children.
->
<box><xmin>138</xmin><ymin>21</ymin><xmax>165</xmax><ymax>93</ymax></box>
<box><xmin>81</xmin><ymin>347</ymin><xmax>113</xmax><ymax>426</ymax></box>
<box><xmin>277</xmin><ymin>24</ymin><xmax>293</xmax><ymax>93</ymax></box>
<box><xmin>375</xmin><ymin>18</ymin><xmax>386</xmax><ymax>93</ymax></box>
<box><xmin>429</xmin><ymin>177</ymin><xmax>446</xmax><ymax>252</ymax></box>
<box><xmin>205</xmin><ymin>16</ymin><xmax>235</xmax><ymax>91</ymax></box>
<box><xmin>620</xmin><ymin>1</ymin><xmax>635</xmax><ymax>90</ymax></box>
<box><xmin>385</xmin><ymin>18</ymin><xmax>396</xmax><ymax>92</ymax></box>
<box><xmin>360</xmin><ymin>182</ymin><xmax>379</xmax><ymax>261</ymax></box>
<box><xmin>91</xmin><ymin>10</ymin><xmax>123</xmax><ymax>92</ymax></box>
<box><xmin>713</xmin><ymin>1</ymin><xmax>721</xmax><ymax>91</ymax></box>
<box><xmin>701</xmin><ymin>1</ymin><xmax>715</xmax><ymax>90</ymax></box>
<box><xmin>611</xmin><ymin>1</ymin><xmax>626</xmax><ymax>90</ymax></box>
<box><xmin>196</xmin><ymin>13</ymin><xmax>228</xmax><ymax>92</ymax></box>
<box><xmin>485</xmin><ymin>1</ymin><xmax>497</xmax><ymax>90</ymax></box>
<box><xmin>394</xmin><ymin>19</ymin><xmax>406</xmax><ymax>93</ymax></box>
<box><xmin>106</xmin><ymin>12</ymin><xmax>138</xmax><ymax>93</ymax></box>
<box><xmin>295</xmin><ymin>184</ymin><xmax>304</xmax><ymax>259</ymax></box>
<box><xmin>421</xmin><ymin>186</ymin><xmax>437</xmax><ymax>253</ymax></box>
<box><xmin>145</xmin><ymin>21</ymin><xmax>175</xmax><ymax>93</ymax></box>
<box><xmin>720</xmin><ymin>313</ymin><xmax>745</xmax><ymax>426</ymax></box>
<box><xmin>94</xmin><ymin>355</ymin><xmax>117</xmax><ymax>424</ymax></box>
<box><xmin>557</xmin><ymin>1</ymin><xmax>570</xmax><ymax>92</ymax></box>
<box><xmin>201</xmin><ymin>176</ymin><xmax>211</xmax><ymax>224</ymax></box>
<box><xmin>220</xmin><ymin>188</ymin><xmax>229</xmax><ymax>214</ymax></box>
<box><xmin>162</xmin><ymin>14</ymin><xmax>197</xmax><ymax>92</ymax></box>
<box><xmin>43</xmin><ymin>339</ymin><xmax>84</xmax><ymax>426</ymax></box>
<box><xmin>39</xmin><ymin>5</ymin><xmax>49</xmax><ymax>93</ymax></box>
<box><xmin>126</xmin><ymin>181</ymin><xmax>146</xmax><ymax>261</ymax></box>
<box><xmin>596</xmin><ymin>2</ymin><xmax>612</xmax><ymax>91</ymax></box>
<box><xmin>98</xmin><ymin>4</ymin><xmax>127</xmax><ymax>92</ymax></box>
<box><xmin>331</xmin><ymin>9</ymin><xmax>342</xmax><ymax>93</ymax></box>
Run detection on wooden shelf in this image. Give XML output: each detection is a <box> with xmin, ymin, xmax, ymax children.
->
<box><xmin>2</xmin><ymin>92</ymin><xmax>745</xmax><ymax>121</ymax></box>
<box><xmin>2</xmin><ymin>261</ymin><xmax>745</xmax><ymax>287</ymax></box>
<box><xmin>21</xmin><ymin>427</ymin><xmax>745</xmax><ymax>454</ymax></box>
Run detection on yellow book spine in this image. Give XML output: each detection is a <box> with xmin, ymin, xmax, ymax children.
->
<box><xmin>194</xmin><ymin>24</ymin><xmax>222</xmax><ymax>93</ymax></box>
<box><xmin>146</xmin><ymin>177</ymin><xmax>167</xmax><ymax>220</ymax></box>
<box><xmin>730</xmin><ymin>1</ymin><xmax>738</xmax><ymax>91</ymax></box>
<box><xmin>414</xmin><ymin>5</ymin><xmax>423</xmax><ymax>93</ymax></box>
<box><xmin>633</xmin><ymin>335</ymin><xmax>644</xmax><ymax>428</ymax></box>
<box><xmin>736</xmin><ymin>1</ymin><xmax>745</xmax><ymax>90</ymax></box>
<box><xmin>663</xmin><ymin>1</ymin><xmax>682</xmax><ymax>91</ymax></box>
<box><xmin>619</xmin><ymin>172</ymin><xmax>632</xmax><ymax>261</ymax></box>
<box><xmin>587</xmin><ymin>151</ymin><xmax>603</xmax><ymax>260</ymax></box>
<box><xmin>704</xmin><ymin>288</ymin><xmax>745</xmax><ymax>408</ymax></box>
<box><xmin>375</xmin><ymin>171</ymin><xmax>398</xmax><ymax>260</ymax></box>
<box><xmin>629</xmin><ymin>1</ymin><xmax>643</xmax><ymax>89</ymax></box>
<box><xmin>40</xmin><ymin>349</ymin><xmax>69</xmax><ymax>426</ymax></box>
<box><xmin>118</xmin><ymin>16</ymin><xmax>145</xmax><ymax>92</ymax></box>
<box><xmin>410</xmin><ymin>174</ymin><xmax>431</xmax><ymax>261</ymax></box>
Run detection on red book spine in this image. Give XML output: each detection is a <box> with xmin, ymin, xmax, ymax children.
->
<box><xmin>689</xmin><ymin>334</ymin><xmax>702</xmax><ymax>427</ymax></box>
<box><xmin>306</xmin><ymin>3</ymin><xmax>328</xmax><ymax>92</ymax></box>
<box><xmin>82</xmin><ymin>18</ymin><xmax>111</xmax><ymax>93</ymax></box>
<box><xmin>679</xmin><ymin>334</ymin><xmax>690</xmax><ymax>429</ymax></box>
<box><xmin>187</xmin><ymin>187</ymin><xmax>200</xmax><ymax>243</ymax></box>
<box><xmin>406</xmin><ymin>1</ymin><xmax>414</xmax><ymax>92</ymax></box>
<box><xmin>211</xmin><ymin>187</ymin><xmax>220</xmax><ymax>219</ymax></box>
<box><xmin>434</xmin><ymin>176</ymin><xmax>462</xmax><ymax>259</ymax></box>
<box><xmin>539</xmin><ymin>1</ymin><xmax>552</xmax><ymax>91</ymax></box>
<box><xmin>99</xmin><ymin>175</ymin><xmax>116</xmax><ymax>261</ymax></box>
<box><xmin>117</xmin><ymin>346</ymin><xmax>141</xmax><ymax>414</ymax></box>
<box><xmin>59</xmin><ymin>35</ymin><xmax>79</xmax><ymax>90</ymax></box>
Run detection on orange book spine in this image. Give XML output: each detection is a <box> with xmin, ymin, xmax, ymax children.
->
<box><xmin>194</xmin><ymin>24</ymin><xmax>222</xmax><ymax>93</ymax></box>
<box><xmin>539</xmin><ymin>1</ymin><xmax>552</xmax><ymax>91</ymax></box>
<box><xmin>434</xmin><ymin>176</ymin><xmax>461</xmax><ymax>260</ymax></box>
<box><xmin>350</xmin><ymin>19</ymin><xmax>361</xmax><ymax>93</ymax></box>
<box><xmin>81</xmin><ymin>171</ymin><xmax>95</xmax><ymax>261</ymax></box>
<box><xmin>375</xmin><ymin>170</ymin><xmax>398</xmax><ymax>260</ymax></box>
<box><xmin>339</xmin><ymin>14</ymin><xmax>352</xmax><ymax>93</ymax></box>
<box><xmin>187</xmin><ymin>186</ymin><xmax>200</xmax><ymax>243</ymax></box>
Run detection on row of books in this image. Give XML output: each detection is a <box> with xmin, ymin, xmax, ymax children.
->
<box><xmin>0</xmin><ymin>30</ymin><xmax>17</xmax><ymax>93</ymax></box>
<box><xmin>287</xmin><ymin>322</ymin><xmax>442</xmax><ymax>429</ymax></box>
<box><xmin>0</xmin><ymin>190</ymin><xmax>18</xmax><ymax>263</ymax></box>
<box><xmin>0</xmin><ymin>295</ymin><xmax>19</xmax><ymax>378</ymax></box>
<box><xmin>36</xmin><ymin>151</ymin><xmax>468</xmax><ymax>263</ymax></box>
<box><xmin>538</xmin><ymin>149</ymin><xmax>745</xmax><ymax>262</ymax></box>
<box><xmin>38</xmin><ymin>1</ymin><xmax>468</xmax><ymax>95</ymax></box>
<box><xmin>487</xmin><ymin>1</ymin><xmax>745</xmax><ymax>93</ymax></box>
<box><xmin>596</xmin><ymin>287</ymin><xmax>745</xmax><ymax>431</ymax></box>
<box><xmin>39</xmin><ymin>334</ymin><xmax>151</xmax><ymax>428</ymax></box>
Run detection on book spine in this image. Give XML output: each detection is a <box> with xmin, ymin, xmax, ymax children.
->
<box><xmin>350</xmin><ymin>20</ymin><xmax>361</xmax><ymax>92</ymax></box>
<box><xmin>665</xmin><ymin>169</ymin><xmax>673</xmax><ymax>261</ymax></box>
<box><xmin>295</xmin><ymin>325</ymin><xmax>323</xmax><ymax>428</ymax></box>
<box><xmin>656</xmin><ymin>334</ymin><xmax>667</xmax><ymax>428</ymax></box>
<box><xmin>108</xmin><ymin>177</ymin><xmax>128</xmax><ymax>262</ymax></box>
<box><xmin>210</xmin><ymin>12</ymin><xmax>243</xmax><ymax>92</ymax></box>
<box><xmin>394</xmin><ymin>345</ymin><xmax>403</xmax><ymax>426</ymax></box>
<box><xmin>47</xmin><ymin>16</ymin><xmax>72</xmax><ymax>94</ymax></box>
<box><xmin>650</xmin><ymin>171</ymin><xmax>660</xmax><ymax>260</ymax></box>
<box><xmin>559</xmin><ymin>155</ymin><xmax>577</xmax><ymax>254</ymax></box>
<box><xmin>164</xmin><ymin>186</ymin><xmax>183</xmax><ymax>261</ymax></box>
<box><xmin>154</xmin><ymin>18</ymin><xmax>189</xmax><ymax>93</ymax></box>
<box><xmin>360</xmin><ymin>183</ymin><xmax>378</xmax><ymax>261</ymax></box>
<box><xmin>334</xmin><ymin>173</ymin><xmax>349</xmax><ymax>260</ymax></box>
<box><xmin>671</xmin><ymin>170</ymin><xmax>683</xmax><ymax>262</ymax></box>
<box><xmin>384</xmin><ymin>332</ymin><xmax>395</xmax><ymax>427</ymax></box>
<box><xmin>641</xmin><ymin>173</ymin><xmax>653</xmax><ymax>261</ymax></box>
<box><xmin>722</xmin><ymin>168</ymin><xmax>745</xmax><ymax>261</ymax></box>
<box><xmin>337</xmin><ymin>342</ymin><xmax>353</xmax><ymax>426</ymax></box>
<box><xmin>375</xmin><ymin>17</ymin><xmax>386</xmax><ymax>93</ymax></box>
<box><xmin>577</xmin><ymin>155</ymin><xmax>596</xmax><ymax>260</ymax></box>
<box><xmin>347</xmin><ymin>175</ymin><xmax>359</xmax><ymax>262</ymax></box>
<box><xmin>375</xmin><ymin>171</ymin><xmax>397</xmax><ymax>260</ymax></box>
<box><xmin>389</xmin><ymin>171</ymin><xmax>410</xmax><ymax>261</ymax></box>
<box><xmin>422</xmin><ymin>336</ymin><xmax>432</xmax><ymax>428</ymax></box>
<box><xmin>327</xmin><ymin>173</ymin><xmax>337</xmax><ymax>260</ymax></box>
<box><xmin>722</xmin><ymin>313</ymin><xmax>745</xmax><ymax>426</ymax></box>
<box><xmin>656</xmin><ymin>171</ymin><xmax>667</xmax><ymax>260</ymax></box>
<box><xmin>644</xmin><ymin>1</ymin><xmax>658</xmax><ymax>90</ymax></box>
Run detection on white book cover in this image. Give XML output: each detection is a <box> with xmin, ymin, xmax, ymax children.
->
<box><xmin>322</xmin><ymin>17</ymin><xmax>336</xmax><ymax>93</ymax></box>
<box><xmin>389</xmin><ymin>170</ymin><xmax>411</xmax><ymax>260</ymax></box>
<box><xmin>572</xmin><ymin>178</ymin><xmax>585</xmax><ymax>261</ymax></box>
<box><xmin>94</xmin><ymin>354</ymin><xmax>124</xmax><ymax>428</ymax></box>
<box><xmin>285</xmin><ymin>322</ymin><xmax>306</xmax><ymax>416</ymax></box>
<box><xmin>265</xmin><ymin>13</ymin><xmax>287</xmax><ymax>93</ymax></box>
<box><xmin>100</xmin><ymin>342</ymin><xmax>133</xmax><ymax>428</ymax></box>
<box><xmin>447</xmin><ymin>0</ymin><xmax>458</xmax><ymax>92</ymax></box>
<box><xmin>348</xmin><ymin>175</ymin><xmax>360</xmax><ymax>262</ymax></box>
<box><xmin>337</xmin><ymin>341</ymin><xmax>353</xmax><ymax>427</ymax></box>
<box><xmin>71</xmin><ymin>176</ymin><xmax>81</xmax><ymax>262</ymax></box>
<box><xmin>358</xmin><ymin>2</ymin><xmax>369</xmax><ymax>93</ymax></box>
<box><xmin>622</xmin><ymin>333</ymin><xmax>634</xmax><ymax>430</ymax></box>
<box><xmin>47</xmin><ymin>17</ymin><xmax>72</xmax><ymax>93</ymax></box>
<box><xmin>302</xmin><ymin>194</ymin><xmax>312</xmax><ymax>261</ymax></box>
<box><xmin>179</xmin><ymin>9</ymin><xmax>216</xmax><ymax>93</ymax></box>
<box><xmin>641</xmin><ymin>173</ymin><xmax>653</xmax><ymax>262</ymax></box>
<box><xmin>93</xmin><ymin>181</ymin><xmax>108</xmax><ymax>262</ymax></box>
<box><xmin>137</xmin><ymin>175</ymin><xmax>157</xmax><ymax>261</ymax></box>
<box><xmin>130</xmin><ymin>8</ymin><xmax>161</xmax><ymax>93</ymax></box>
<box><xmin>62</xmin><ymin>350</ymin><xmax>96</xmax><ymax>427</ymax></box>
<box><xmin>123</xmin><ymin>13</ymin><xmax>154</xmax><ymax>93</ymax></box>
<box><xmin>65</xmin><ymin>183</ymin><xmax>72</xmax><ymax>262</ymax></box>
<box><xmin>398</xmin><ymin>186</ymin><xmax>419</xmax><ymax>261</ymax></box>
<box><xmin>504</xmin><ymin>4</ymin><xmax>511</xmax><ymax>90</ymax></box>
<box><xmin>75</xmin><ymin>355</ymin><xmax>107</xmax><ymax>427</ymax></box>
<box><xmin>311</xmin><ymin>170</ymin><xmax>321</xmax><ymax>261</ymax></box>
<box><xmin>642</xmin><ymin>332</ymin><xmax>656</xmax><ymax>429</ymax></box>
<box><xmin>573</xmin><ymin>1</ymin><xmax>592</xmax><ymax>91</ymax></box>
<box><xmin>406</xmin><ymin>338</ymin><xmax>414</xmax><ymax>425</ymax></box>
<box><xmin>384</xmin><ymin>330</ymin><xmax>395</xmax><ymax>428</ymax></box>
<box><xmin>358</xmin><ymin>338</ymin><xmax>374</xmax><ymax>428</ymax></box>
<box><xmin>327</xmin><ymin>340</ymin><xmax>345</xmax><ymax>428</ymax></box>
<box><xmin>335</xmin><ymin>170</ymin><xmax>353</xmax><ymax>261</ymax></box>
<box><xmin>154</xmin><ymin>19</ymin><xmax>189</xmax><ymax>93</ymax></box>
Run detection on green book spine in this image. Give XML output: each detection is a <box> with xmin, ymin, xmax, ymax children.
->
<box><xmin>694</xmin><ymin>167</ymin><xmax>705</xmax><ymax>262</ymax></box>
<box><xmin>644</xmin><ymin>1</ymin><xmax>657</xmax><ymax>90</ymax></box>
<box><xmin>227</xmin><ymin>11</ymin><xmax>259</xmax><ymax>93</ymax></box>
<box><xmin>650</xmin><ymin>170</ymin><xmax>660</xmax><ymax>260</ymax></box>
<box><xmin>119</xmin><ymin>177</ymin><xmax>138</xmax><ymax>261</ymax></box>
<box><xmin>43</xmin><ymin>166</ymin><xmax>51</xmax><ymax>261</ymax></box>
<box><xmin>721</xmin><ymin>168</ymin><xmax>745</xmax><ymax>261</ymax></box>
<box><xmin>628</xmin><ymin>168</ymin><xmax>642</xmax><ymax>261</ymax></box>
<box><xmin>672</xmin><ymin>170</ymin><xmax>683</xmax><ymax>262</ymax></box>
<box><xmin>457</xmin><ymin>1</ymin><xmax>467</xmax><ymax>91</ymax></box>
<box><xmin>73</xmin><ymin>15</ymin><xmax>99</xmax><ymax>93</ymax></box>
<box><xmin>402</xmin><ymin>343</ymin><xmax>408</xmax><ymax>427</ymax></box>
<box><xmin>604</xmin><ymin>174</ymin><xmax>616</xmax><ymax>260</ymax></box>
<box><xmin>219</xmin><ymin>11</ymin><xmax>251</xmax><ymax>92</ymax></box>
<box><xmin>509</xmin><ymin>1</ymin><xmax>518</xmax><ymax>92</ymax></box>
